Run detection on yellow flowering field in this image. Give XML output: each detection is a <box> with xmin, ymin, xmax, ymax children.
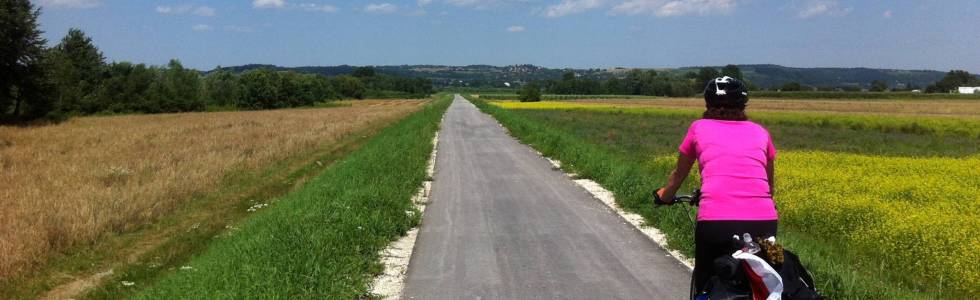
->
<box><xmin>778</xmin><ymin>151</ymin><xmax>980</xmax><ymax>293</ymax></box>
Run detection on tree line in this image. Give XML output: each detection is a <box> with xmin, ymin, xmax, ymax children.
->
<box><xmin>521</xmin><ymin>63</ymin><xmax>978</xmax><ymax>97</ymax></box>
<box><xmin>772</xmin><ymin>70</ymin><xmax>978</xmax><ymax>93</ymax></box>
<box><xmin>1</xmin><ymin>1</ymin><xmax>431</xmax><ymax>121</ymax></box>
<box><xmin>517</xmin><ymin>65</ymin><xmax>748</xmax><ymax>101</ymax></box>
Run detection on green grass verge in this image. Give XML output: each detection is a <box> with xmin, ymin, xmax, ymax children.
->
<box><xmin>469</xmin><ymin>96</ymin><xmax>949</xmax><ymax>299</ymax></box>
<box><xmin>113</xmin><ymin>94</ymin><xmax>450</xmax><ymax>299</ymax></box>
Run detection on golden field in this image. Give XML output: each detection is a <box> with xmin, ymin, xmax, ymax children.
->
<box><xmin>0</xmin><ymin>100</ymin><xmax>424</xmax><ymax>280</ymax></box>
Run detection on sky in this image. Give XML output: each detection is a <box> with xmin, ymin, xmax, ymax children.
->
<box><xmin>32</xmin><ymin>0</ymin><xmax>980</xmax><ymax>73</ymax></box>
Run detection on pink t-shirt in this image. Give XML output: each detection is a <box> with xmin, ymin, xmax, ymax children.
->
<box><xmin>678</xmin><ymin>119</ymin><xmax>779</xmax><ymax>221</ymax></box>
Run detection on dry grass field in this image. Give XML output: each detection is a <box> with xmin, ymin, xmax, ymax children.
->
<box><xmin>568</xmin><ymin>98</ymin><xmax>980</xmax><ymax>117</ymax></box>
<box><xmin>0</xmin><ymin>100</ymin><xmax>425</xmax><ymax>281</ymax></box>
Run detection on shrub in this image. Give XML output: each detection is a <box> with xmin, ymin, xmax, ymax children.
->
<box><xmin>518</xmin><ymin>83</ymin><xmax>541</xmax><ymax>102</ymax></box>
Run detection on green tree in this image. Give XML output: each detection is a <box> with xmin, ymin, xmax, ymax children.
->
<box><xmin>45</xmin><ymin>28</ymin><xmax>105</xmax><ymax>115</ymax></box>
<box><xmin>238</xmin><ymin>68</ymin><xmax>280</xmax><ymax>109</ymax></box>
<box><xmin>352</xmin><ymin>66</ymin><xmax>376</xmax><ymax>78</ymax></box>
<box><xmin>96</xmin><ymin>62</ymin><xmax>157</xmax><ymax>113</ymax></box>
<box><xmin>562</xmin><ymin>71</ymin><xmax>575</xmax><ymax>81</ymax></box>
<box><xmin>721</xmin><ymin>64</ymin><xmax>744</xmax><ymax>80</ymax></box>
<box><xmin>926</xmin><ymin>70</ymin><xmax>980</xmax><ymax>93</ymax></box>
<box><xmin>336</xmin><ymin>76</ymin><xmax>365</xmax><ymax>99</ymax></box>
<box><xmin>203</xmin><ymin>67</ymin><xmax>241</xmax><ymax>106</ymax></box>
<box><xmin>164</xmin><ymin>60</ymin><xmax>204</xmax><ymax>111</ymax></box>
<box><xmin>603</xmin><ymin>77</ymin><xmax>625</xmax><ymax>94</ymax></box>
<box><xmin>1</xmin><ymin>0</ymin><xmax>51</xmax><ymax>119</ymax></box>
<box><xmin>869</xmin><ymin>80</ymin><xmax>888</xmax><ymax>92</ymax></box>
<box><xmin>781</xmin><ymin>82</ymin><xmax>803</xmax><ymax>91</ymax></box>
<box><xmin>519</xmin><ymin>82</ymin><xmax>541</xmax><ymax>102</ymax></box>
<box><xmin>696</xmin><ymin>67</ymin><xmax>720</xmax><ymax>88</ymax></box>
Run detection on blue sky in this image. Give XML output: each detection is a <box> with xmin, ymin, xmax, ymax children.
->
<box><xmin>34</xmin><ymin>0</ymin><xmax>980</xmax><ymax>72</ymax></box>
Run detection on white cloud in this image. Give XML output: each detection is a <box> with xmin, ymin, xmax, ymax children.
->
<box><xmin>882</xmin><ymin>10</ymin><xmax>892</xmax><ymax>18</ymax></box>
<box><xmin>194</xmin><ymin>6</ymin><xmax>216</xmax><ymax>16</ymax></box>
<box><xmin>445</xmin><ymin>0</ymin><xmax>485</xmax><ymax>6</ymax></box>
<box><xmin>156</xmin><ymin>5</ymin><xmax>215</xmax><ymax>16</ymax></box>
<box><xmin>191</xmin><ymin>24</ymin><xmax>212</xmax><ymax>31</ymax></box>
<box><xmin>544</xmin><ymin>0</ymin><xmax>602</xmax><ymax>17</ymax></box>
<box><xmin>36</xmin><ymin>0</ymin><xmax>102</xmax><ymax>9</ymax></box>
<box><xmin>507</xmin><ymin>25</ymin><xmax>525</xmax><ymax>32</ymax></box>
<box><xmin>364</xmin><ymin>3</ymin><xmax>398</xmax><ymax>13</ymax></box>
<box><xmin>411</xmin><ymin>0</ymin><xmax>515</xmax><ymax>10</ymax></box>
<box><xmin>253</xmin><ymin>0</ymin><xmax>286</xmax><ymax>9</ymax></box>
<box><xmin>611</xmin><ymin>0</ymin><xmax>736</xmax><ymax>17</ymax></box>
<box><xmin>299</xmin><ymin>3</ymin><xmax>338</xmax><ymax>12</ymax></box>
<box><xmin>224</xmin><ymin>25</ymin><xmax>255</xmax><ymax>33</ymax></box>
<box><xmin>252</xmin><ymin>1</ymin><xmax>340</xmax><ymax>13</ymax></box>
<box><xmin>156</xmin><ymin>5</ymin><xmax>186</xmax><ymax>14</ymax></box>
<box><xmin>797</xmin><ymin>0</ymin><xmax>851</xmax><ymax>18</ymax></box>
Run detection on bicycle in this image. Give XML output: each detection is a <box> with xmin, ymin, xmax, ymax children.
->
<box><xmin>651</xmin><ymin>188</ymin><xmax>822</xmax><ymax>300</ymax></box>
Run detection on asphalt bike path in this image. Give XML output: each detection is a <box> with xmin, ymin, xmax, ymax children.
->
<box><xmin>403</xmin><ymin>95</ymin><xmax>689</xmax><ymax>299</ymax></box>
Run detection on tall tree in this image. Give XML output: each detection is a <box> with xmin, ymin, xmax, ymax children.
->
<box><xmin>519</xmin><ymin>82</ymin><xmax>541</xmax><ymax>102</ymax></box>
<box><xmin>721</xmin><ymin>64</ymin><xmax>744</xmax><ymax>80</ymax></box>
<box><xmin>203</xmin><ymin>67</ymin><xmax>241</xmax><ymax>106</ymax></box>
<box><xmin>562</xmin><ymin>71</ymin><xmax>575</xmax><ymax>81</ymax></box>
<box><xmin>1</xmin><ymin>0</ymin><xmax>51</xmax><ymax>119</ymax></box>
<box><xmin>335</xmin><ymin>75</ymin><xmax>365</xmax><ymax>99</ymax></box>
<box><xmin>781</xmin><ymin>82</ymin><xmax>803</xmax><ymax>91</ymax></box>
<box><xmin>869</xmin><ymin>80</ymin><xmax>888</xmax><ymax>92</ymax></box>
<box><xmin>926</xmin><ymin>70</ymin><xmax>979</xmax><ymax>93</ymax></box>
<box><xmin>45</xmin><ymin>28</ymin><xmax>105</xmax><ymax>114</ymax></box>
<box><xmin>696</xmin><ymin>67</ymin><xmax>720</xmax><ymax>89</ymax></box>
<box><xmin>352</xmin><ymin>66</ymin><xmax>376</xmax><ymax>78</ymax></box>
<box><xmin>239</xmin><ymin>68</ymin><xmax>281</xmax><ymax>109</ymax></box>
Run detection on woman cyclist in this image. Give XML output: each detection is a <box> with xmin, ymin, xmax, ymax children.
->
<box><xmin>657</xmin><ymin>76</ymin><xmax>779</xmax><ymax>298</ymax></box>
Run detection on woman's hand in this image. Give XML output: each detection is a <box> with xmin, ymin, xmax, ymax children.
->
<box><xmin>659</xmin><ymin>153</ymin><xmax>695</xmax><ymax>204</ymax></box>
<box><xmin>656</xmin><ymin>188</ymin><xmax>675</xmax><ymax>205</ymax></box>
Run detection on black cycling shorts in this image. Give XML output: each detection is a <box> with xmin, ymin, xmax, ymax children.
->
<box><xmin>692</xmin><ymin>220</ymin><xmax>778</xmax><ymax>296</ymax></box>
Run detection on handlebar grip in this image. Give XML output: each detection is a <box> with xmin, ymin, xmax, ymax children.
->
<box><xmin>652</xmin><ymin>189</ymin><xmax>671</xmax><ymax>206</ymax></box>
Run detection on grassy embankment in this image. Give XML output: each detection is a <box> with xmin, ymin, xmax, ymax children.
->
<box><xmin>472</xmin><ymin>98</ymin><xmax>978</xmax><ymax>299</ymax></box>
<box><xmin>0</xmin><ymin>100</ymin><xmax>425</xmax><ymax>299</ymax></box>
<box><xmin>111</xmin><ymin>94</ymin><xmax>451</xmax><ymax>299</ymax></box>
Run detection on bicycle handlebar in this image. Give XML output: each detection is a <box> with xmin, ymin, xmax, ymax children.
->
<box><xmin>652</xmin><ymin>188</ymin><xmax>701</xmax><ymax>206</ymax></box>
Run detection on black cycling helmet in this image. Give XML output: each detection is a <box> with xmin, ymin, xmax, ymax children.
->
<box><xmin>704</xmin><ymin>76</ymin><xmax>748</xmax><ymax>108</ymax></box>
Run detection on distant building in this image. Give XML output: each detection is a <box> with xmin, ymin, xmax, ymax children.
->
<box><xmin>958</xmin><ymin>87</ymin><xmax>980</xmax><ymax>94</ymax></box>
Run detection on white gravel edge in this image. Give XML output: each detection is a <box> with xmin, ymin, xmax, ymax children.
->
<box><xmin>369</xmin><ymin>130</ymin><xmax>439</xmax><ymax>299</ymax></box>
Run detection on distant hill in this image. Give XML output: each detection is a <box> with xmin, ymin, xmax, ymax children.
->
<box><xmin>213</xmin><ymin>64</ymin><xmax>962</xmax><ymax>89</ymax></box>
<box><xmin>673</xmin><ymin>64</ymin><xmax>948</xmax><ymax>89</ymax></box>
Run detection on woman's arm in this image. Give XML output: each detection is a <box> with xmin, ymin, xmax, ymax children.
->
<box><xmin>767</xmin><ymin>159</ymin><xmax>775</xmax><ymax>196</ymax></box>
<box><xmin>658</xmin><ymin>153</ymin><xmax>696</xmax><ymax>203</ymax></box>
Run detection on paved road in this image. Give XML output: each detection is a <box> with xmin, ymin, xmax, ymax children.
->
<box><xmin>403</xmin><ymin>95</ymin><xmax>690</xmax><ymax>299</ymax></box>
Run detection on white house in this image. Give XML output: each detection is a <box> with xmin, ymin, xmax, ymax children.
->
<box><xmin>958</xmin><ymin>87</ymin><xmax>980</xmax><ymax>94</ymax></box>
